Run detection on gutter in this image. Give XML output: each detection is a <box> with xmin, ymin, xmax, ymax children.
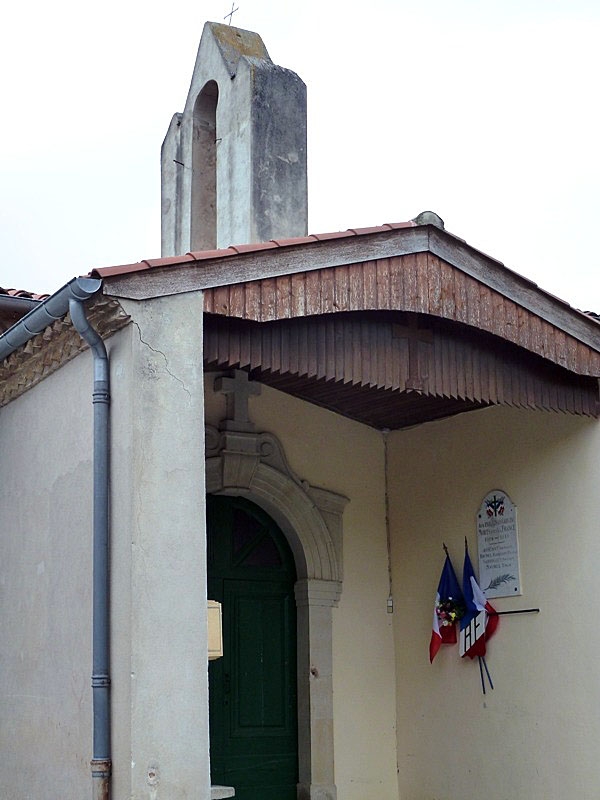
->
<box><xmin>0</xmin><ymin>277</ymin><xmax>102</xmax><ymax>360</ymax></box>
<box><xmin>0</xmin><ymin>276</ymin><xmax>112</xmax><ymax>799</ymax></box>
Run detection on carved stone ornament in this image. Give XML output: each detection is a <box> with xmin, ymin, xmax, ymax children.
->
<box><xmin>206</xmin><ymin>423</ymin><xmax>347</xmax><ymax>587</ymax></box>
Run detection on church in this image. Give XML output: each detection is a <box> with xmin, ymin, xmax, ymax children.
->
<box><xmin>1</xmin><ymin>21</ymin><xmax>600</xmax><ymax>800</ymax></box>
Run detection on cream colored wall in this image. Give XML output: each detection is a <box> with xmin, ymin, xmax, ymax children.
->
<box><xmin>388</xmin><ymin>405</ymin><xmax>600</xmax><ymax>800</ymax></box>
<box><xmin>0</xmin><ymin>351</ymin><xmax>93</xmax><ymax>800</ymax></box>
<box><xmin>205</xmin><ymin>378</ymin><xmax>399</xmax><ymax>800</ymax></box>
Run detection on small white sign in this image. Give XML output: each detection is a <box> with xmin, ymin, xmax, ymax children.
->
<box><xmin>477</xmin><ymin>490</ymin><xmax>521</xmax><ymax>598</ymax></box>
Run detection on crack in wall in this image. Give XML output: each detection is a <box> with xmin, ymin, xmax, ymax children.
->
<box><xmin>132</xmin><ymin>321</ymin><xmax>192</xmax><ymax>399</ymax></box>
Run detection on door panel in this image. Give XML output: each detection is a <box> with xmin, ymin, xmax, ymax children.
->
<box><xmin>207</xmin><ymin>496</ymin><xmax>298</xmax><ymax>800</ymax></box>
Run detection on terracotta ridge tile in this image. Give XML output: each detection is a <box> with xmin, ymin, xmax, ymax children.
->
<box><xmin>230</xmin><ymin>241</ymin><xmax>279</xmax><ymax>253</ymax></box>
<box><xmin>311</xmin><ymin>230</ymin><xmax>356</xmax><ymax>241</ymax></box>
<box><xmin>382</xmin><ymin>221</ymin><xmax>418</xmax><ymax>229</ymax></box>
<box><xmin>346</xmin><ymin>225</ymin><xmax>392</xmax><ymax>236</ymax></box>
<box><xmin>269</xmin><ymin>235</ymin><xmax>319</xmax><ymax>246</ymax></box>
<box><xmin>0</xmin><ymin>287</ymin><xmax>49</xmax><ymax>300</ymax></box>
<box><xmin>187</xmin><ymin>247</ymin><xmax>238</xmax><ymax>260</ymax></box>
<box><xmin>144</xmin><ymin>254</ymin><xmax>196</xmax><ymax>267</ymax></box>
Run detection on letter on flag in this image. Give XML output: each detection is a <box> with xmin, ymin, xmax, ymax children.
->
<box><xmin>459</xmin><ymin>544</ymin><xmax>499</xmax><ymax>659</ymax></box>
<box><xmin>429</xmin><ymin>553</ymin><xmax>464</xmax><ymax>663</ymax></box>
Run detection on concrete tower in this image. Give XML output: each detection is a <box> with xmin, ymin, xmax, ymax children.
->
<box><xmin>161</xmin><ymin>22</ymin><xmax>308</xmax><ymax>256</ymax></box>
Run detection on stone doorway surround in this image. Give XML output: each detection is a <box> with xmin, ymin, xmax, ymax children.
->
<box><xmin>205</xmin><ymin>416</ymin><xmax>347</xmax><ymax>800</ymax></box>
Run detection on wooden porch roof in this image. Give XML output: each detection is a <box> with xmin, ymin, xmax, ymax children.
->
<box><xmin>205</xmin><ymin>312</ymin><xmax>599</xmax><ymax>429</ymax></box>
<box><xmin>97</xmin><ymin>217</ymin><xmax>600</xmax><ymax>428</ymax></box>
<box><xmin>204</xmin><ymin>252</ymin><xmax>600</xmax><ymax>378</ymax></box>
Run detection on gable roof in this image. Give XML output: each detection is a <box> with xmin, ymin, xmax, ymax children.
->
<box><xmin>92</xmin><ymin>218</ymin><xmax>600</xmax><ymax>377</ymax></box>
<box><xmin>87</xmin><ymin>216</ymin><xmax>600</xmax><ymax>427</ymax></box>
<box><xmin>2</xmin><ymin>217</ymin><xmax>599</xmax><ymax>425</ymax></box>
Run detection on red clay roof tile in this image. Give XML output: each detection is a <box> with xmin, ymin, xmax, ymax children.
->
<box><xmin>230</xmin><ymin>242</ymin><xmax>279</xmax><ymax>253</ymax></box>
<box><xmin>0</xmin><ymin>287</ymin><xmax>50</xmax><ymax>301</ymax></box>
<box><xmin>347</xmin><ymin>225</ymin><xmax>393</xmax><ymax>235</ymax></box>
<box><xmin>90</xmin><ymin>221</ymin><xmax>427</xmax><ymax>279</ymax></box>
<box><xmin>382</xmin><ymin>221</ymin><xmax>418</xmax><ymax>230</ymax></box>
<box><xmin>269</xmin><ymin>235</ymin><xmax>319</xmax><ymax>246</ymax></box>
<box><xmin>187</xmin><ymin>247</ymin><xmax>239</xmax><ymax>260</ymax></box>
<box><xmin>144</xmin><ymin>254</ymin><xmax>196</xmax><ymax>267</ymax></box>
<box><xmin>311</xmin><ymin>230</ymin><xmax>358</xmax><ymax>241</ymax></box>
<box><xmin>92</xmin><ymin>261</ymin><xmax>153</xmax><ymax>278</ymax></box>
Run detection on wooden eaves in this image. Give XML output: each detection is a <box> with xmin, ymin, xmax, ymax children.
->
<box><xmin>91</xmin><ymin>220</ymin><xmax>600</xmax><ymax>428</ymax></box>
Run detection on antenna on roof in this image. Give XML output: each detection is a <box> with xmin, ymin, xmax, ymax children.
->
<box><xmin>224</xmin><ymin>3</ymin><xmax>239</xmax><ymax>24</ymax></box>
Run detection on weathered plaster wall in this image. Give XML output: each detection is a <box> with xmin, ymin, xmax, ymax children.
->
<box><xmin>111</xmin><ymin>293</ymin><xmax>209</xmax><ymax>800</ymax></box>
<box><xmin>1</xmin><ymin>292</ymin><xmax>210</xmax><ymax>800</ymax></box>
<box><xmin>388</xmin><ymin>405</ymin><xmax>600</xmax><ymax>800</ymax></box>
<box><xmin>0</xmin><ymin>350</ymin><xmax>93</xmax><ymax>799</ymax></box>
<box><xmin>205</xmin><ymin>378</ymin><xmax>399</xmax><ymax>800</ymax></box>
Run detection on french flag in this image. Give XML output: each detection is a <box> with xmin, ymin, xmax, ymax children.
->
<box><xmin>460</xmin><ymin>545</ymin><xmax>499</xmax><ymax>659</ymax></box>
<box><xmin>429</xmin><ymin>553</ymin><xmax>463</xmax><ymax>663</ymax></box>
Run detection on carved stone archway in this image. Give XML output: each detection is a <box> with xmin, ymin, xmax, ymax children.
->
<box><xmin>206</xmin><ymin>423</ymin><xmax>347</xmax><ymax>800</ymax></box>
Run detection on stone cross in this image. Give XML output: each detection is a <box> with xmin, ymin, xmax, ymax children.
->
<box><xmin>214</xmin><ymin>369</ymin><xmax>261</xmax><ymax>431</ymax></box>
<box><xmin>393</xmin><ymin>317</ymin><xmax>433</xmax><ymax>392</ymax></box>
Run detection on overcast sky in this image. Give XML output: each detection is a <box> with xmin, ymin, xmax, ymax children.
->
<box><xmin>1</xmin><ymin>0</ymin><xmax>599</xmax><ymax>311</ymax></box>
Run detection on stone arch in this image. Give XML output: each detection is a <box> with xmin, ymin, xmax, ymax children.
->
<box><xmin>191</xmin><ymin>80</ymin><xmax>218</xmax><ymax>250</ymax></box>
<box><xmin>206</xmin><ymin>424</ymin><xmax>346</xmax><ymax>800</ymax></box>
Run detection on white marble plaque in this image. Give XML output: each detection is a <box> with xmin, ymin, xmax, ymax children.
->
<box><xmin>477</xmin><ymin>490</ymin><xmax>521</xmax><ymax>598</ymax></box>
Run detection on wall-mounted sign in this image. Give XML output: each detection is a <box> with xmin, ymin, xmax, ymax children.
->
<box><xmin>477</xmin><ymin>490</ymin><xmax>521</xmax><ymax>599</ymax></box>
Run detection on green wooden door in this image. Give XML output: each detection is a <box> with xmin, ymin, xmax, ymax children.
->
<box><xmin>207</xmin><ymin>495</ymin><xmax>298</xmax><ymax>800</ymax></box>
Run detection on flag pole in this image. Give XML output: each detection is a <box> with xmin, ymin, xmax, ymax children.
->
<box><xmin>478</xmin><ymin>657</ymin><xmax>486</xmax><ymax>695</ymax></box>
<box><xmin>488</xmin><ymin>608</ymin><xmax>540</xmax><ymax>616</ymax></box>
<box><xmin>481</xmin><ymin>656</ymin><xmax>494</xmax><ymax>690</ymax></box>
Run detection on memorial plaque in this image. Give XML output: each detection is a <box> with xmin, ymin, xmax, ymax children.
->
<box><xmin>477</xmin><ymin>490</ymin><xmax>521</xmax><ymax>598</ymax></box>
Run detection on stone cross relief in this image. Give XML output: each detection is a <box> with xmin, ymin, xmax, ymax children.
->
<box><xmin>214</xmin><ymin>369</ymin><xmax>261</xmax><ymax>431</ymax></box>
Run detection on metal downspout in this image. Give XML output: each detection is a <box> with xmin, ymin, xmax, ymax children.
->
<box><xmin>69</xmin><ymin>298</ymin><xmax>112</xmax><ymax>800</ymax></box>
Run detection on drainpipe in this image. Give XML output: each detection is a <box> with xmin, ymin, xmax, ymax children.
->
<box><xmin>0</xmin><ymin>278</ymin><xmax>111</xmax><ymax>798</ymax></box>
<box><xmin>69</xmin><ymin>298</ymin><xmax>112</xmax><ymax>800</ymax></box>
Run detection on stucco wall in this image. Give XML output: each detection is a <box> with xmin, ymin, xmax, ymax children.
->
<box><xmin>0</xmin><ymin>350</ymin><xmax>93</xmax><ymax>799</ymax></box>
<box><xmin>205</xmin><ymin>378</ymin><xmax>399</xmax><ymax>800</ymax></box>
<box><xmin>111</xmin><ymin>295</ymin><xmax>209</xmax><ymax>800</ymax></box>
<box><xmin>1</xmin><ymin>292</ymin><xmax>210</xmax><ymax>800</ymax></box>
<box><xmin>388</xmin><ymin>405</ymin><xmax>600</xmax><ymax>800</ymax></box>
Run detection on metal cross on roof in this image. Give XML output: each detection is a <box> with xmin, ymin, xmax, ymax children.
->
<box><xmin>224</xmin><ymin>3</ymin><xmax>239</xmax><ymax>24</ymax></box>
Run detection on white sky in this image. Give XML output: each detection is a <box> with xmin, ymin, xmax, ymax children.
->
<box><xmin>1</xmin><ymin>0</ymin><xmax>599</xmax><ymax>311</ymax></box>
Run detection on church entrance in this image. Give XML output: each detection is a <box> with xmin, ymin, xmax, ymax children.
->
<box><xmin>207</xmin><ymin>495</ymin><xmax>298</xmax><ymax>800</ymax></box>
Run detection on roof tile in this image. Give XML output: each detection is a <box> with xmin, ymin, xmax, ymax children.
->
<box><xmin>86</xmin><ymin>219</ymin><xmax>442</xmax><ymax>280</ymax></box>
<box><xmin>91</xmin><ymin>261</ymin><xmax>152</xmax><ymax>278</ymax></box>
<box><xmin>187</xmin><ymin>247</ymin><xmax>238</xmax><ymax>260</ymax></box>
<box><xmin>347</xmin><ymin>225</ymin><xmax>393</xmax><ymax>236</ymax></box>
<box><xmin>230</xmin><ymin>241</ymin><xmax>279</xmax><ymax>253</ymax></box>
<box><xmin>144</xmin><ymin>254</ymin><xmax>196</xmax><ymax>267</ymax></box>
<box><xmin>382</xmin><ymin>221</ymin><xmax>418</xmax><ymax>230</ymax></box>
<box><xmin>0</xmin><ymin>287</ymin><xmax>50</xmax><ymax>301</ymax></box>
<box><xmin>312</xmin><ymin>230</ymin><xmax>357</xmax><ymax>241</ymax></box>
<box><xmin>270</xmin><ymin>235</ymin><xmax>319</xmax><ymax>246</ymax></box>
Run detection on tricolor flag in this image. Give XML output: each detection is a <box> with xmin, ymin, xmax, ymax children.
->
<box><xmin>459</xmin><ymin>544</ymin><xmax>499</xmax><ymax>659</ymax></box>
<box><xmin>429</xmin><ymin>552</ymin><xmax>464</xmax><ymax>663</ymax></box>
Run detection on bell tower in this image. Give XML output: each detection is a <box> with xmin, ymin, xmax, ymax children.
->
<box><xmin>161</xmin><ymin>22</ymin><xmax>308</xmax><ymax>256</ymax></box>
